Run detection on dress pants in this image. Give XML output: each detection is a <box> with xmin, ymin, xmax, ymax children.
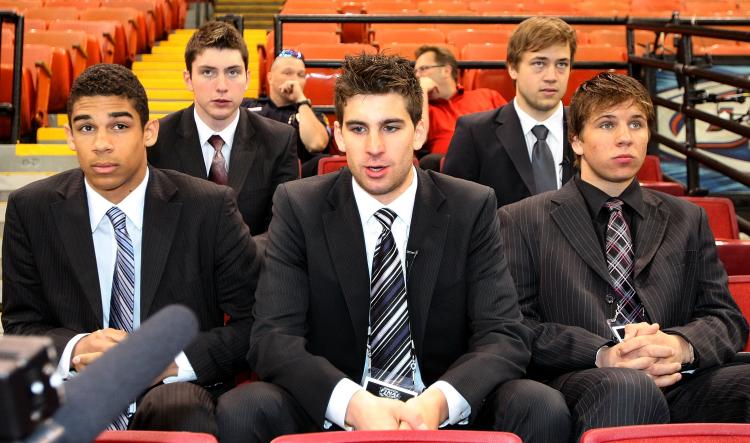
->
<box><xmin>215</xmin><ymin>379</ymin><xmax>571</xmax><ymax>443</ymax></box>
<box><xmin>129</xmin><ymin>382</ymin><xmax>220</xmax><ymax>436</ymax></box>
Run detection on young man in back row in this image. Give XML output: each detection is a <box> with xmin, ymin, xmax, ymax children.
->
<box><xmin>443</xmin><ymin>16</ymin><xmax>576</xmax><ymax>208</ymax></box>
<box><xmin>148</xmin><ymin>21</ymin><xmax>298</xmax><ymax>236</ymax></box>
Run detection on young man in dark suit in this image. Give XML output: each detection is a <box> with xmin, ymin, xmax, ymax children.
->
<box><xmin>443</xmin><ymin>17</ymin><xmax>576</xmax><ymax>208</ymax></box>
<box><xmin>2</xmin><ymin>64</ymin><xmax>261</xmax><ymax>436</ymax></box>
<box><xmin>499</xmin><ymin>72</ymin><xmax>750</xmax><ymax>441</ymax></box>
<box><xmin>148</xmin><ymin>21</ymin><xmax>298</xmax><ymax>236</ymax></box>
<box><xmin>216</xmin><ymin>53</ymin><xmax>564</xmax><ymax>443</ymax></box>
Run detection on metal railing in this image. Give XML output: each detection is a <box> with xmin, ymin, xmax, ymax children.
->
<box><xmin>0</xmin><ymin>11</ymin><xmax>24</xmax><ymax>144</ymax></box>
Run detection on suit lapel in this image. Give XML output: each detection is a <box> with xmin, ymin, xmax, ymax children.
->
<box><xmin>561</xmin><ymin>108</ymin><xmax>574</xmax><ymax>184</ymax></box>
<box><xmin>51</xmin><ymin>170</ymin><xmax>104</xmax><ymax>326</ymax></box>
<box><xmin>405</xmin><ymin>170</ymin><xmax>448</xmax><ymax>359</ymax></box>
<box><xmin>551</xmin><ymin>181</ymin><xmax>611</xmax><ymax>283</ymax></box>
<box><xmin>323</xmin><ymin>170</ymin><xmax>370</xmax><ymax>358</ymax></box>
<box><xmin>227</xmin><ymin>108</ymin><xmax>258</xmax><ymax>193</ymax></box>
<box><xmin>497</xmin><ymin>103</ymin><xmax>535</xmax><ymax>194</ymax></box>
<box><xmin>633</xmin><ymin>189</ymin><xmax>669</xmax><ymax>278</ymax></box>
<box><xmin>140</xmin><ymin>167</ymin><xmax>182</xmax><ymax>318</ymax></box>
<box><xmin>177</xmin><ymin>106</ymin><xmax>211</xmax><ymax>178</ymax></box>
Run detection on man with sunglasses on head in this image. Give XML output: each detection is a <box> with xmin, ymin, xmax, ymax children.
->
<box><xmin>243</xmin><ymin>49</ymin><xmax>331</xmax><ymax>177</ymax></box>
<box><xmin>413</xmin><ymin>45</ymin><xmax>506</xmax><ymax>169</ymax></box>
<box><xmin>148</xmin><ymin>21</ymin><xmax>298</xmax><ymax>236</ymax></box>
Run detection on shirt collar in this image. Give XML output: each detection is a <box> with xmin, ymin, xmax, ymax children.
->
<box><xmin>352</xmin><ymin>166</ymin><xmax>418</xmax><ymax>228</ymax></box>
<box><xmin>193</xmin><ymin>107</ymin><xmax>240</xmax><ymax>149</ymax></box>
<box><xmin>85</xmin><ymin>167</ymin><xmax>149</xmax><ymax>233</ymax></box>
<box><xmin>575</xmin><ymin>175</ymin><xmax>645</xmax><ymax>220</ymax></box>
<box><xmin>514</xmin><ymin>98</ymin><xmax>564</xmax><ymax>143</ymax></box>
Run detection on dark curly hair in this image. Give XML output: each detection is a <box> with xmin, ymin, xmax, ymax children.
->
<box><xmin>67</xmin><ymin>63</ymin><xmax>149</xmax><ymax>128</ymax></box>
<box><xmin>185</xmin><ymin>20</ymin><xmax>248</xmax><ymax>73</ymax></box>
<box><xmin>334</xmin><ymin>52</ymin><xmax>423</xmax><ymax>125</ymax></box>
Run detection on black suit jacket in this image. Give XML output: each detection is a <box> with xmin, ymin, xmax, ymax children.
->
<box><xmin>498</xmin><ymin>180</ymin><xmax>749</xmax><ymax>379</ymax></box>
<box><xmin>2</xmin><ymin>167</ymin><xmax>261</xmax><ymax>385</ymax></box>
<box><xmin>249</xmin><ymin>168</ymin><xmax>531</xmax><ymax>425</ymax></box>
<box><xmin>147</xmin><ymin>105</ymin><xmax>298</xmax><ymax>235</ymax></box>
<box><xmin>443</xmin><ymin>102</ymin><xmax>574</xmax><ymax>208</ymax></box>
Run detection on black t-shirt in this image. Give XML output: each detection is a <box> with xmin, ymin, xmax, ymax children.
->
<box><xmin>242</xmin><ymin>97</ymin><xmax>330</xmax><ymax>163</ymax></box>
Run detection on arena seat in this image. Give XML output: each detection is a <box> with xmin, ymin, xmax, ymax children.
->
<box><xmin>272</xmin><ymin>430</ymin><xmax>522</xmax><ymax>443</ymax></box>
<box><xmin>637</xmin><ymin>154</ymin><xmax>663</xmax><ymax>181</ymax></box>
<box><xmin>728</xmin><ymin>275</ymin><xmax>750</xmax><ymax>351</ymax></box>
<box><xmin>318</xmin><ymin>155</ymin><xmax>348</xmax><ymax>175</ymax></box>
<box><xmin>95</xmin><ymin>431</ymin><xmax>218</xmax><ymax>442</ymax></box>
<box><xmin>446</xmin><ymin>29</ymin><xmax>512</xmax><ymax>52</ymax></box>
<box><xmin>0</xmin><ymin>62</ymin><xmax>35</xmax><ymax>140</ymax></box>
<box><xmin>581</xmin><ymin>423</ymin><xmax>750</xmax><ymax>442</ymax></box>
<box><xmin>6</xmin><ymin>43</ymin><xmax>53</xmax><ymax>127</ymax></box>
<box><xmin>24</xmin><ymin>6</ymin><xmax>79</xmax><ymax>21</ymax></box>
<box><xmin>262</xmin><ymin>30</ymin><xmax>340</xmax><ymax>96</ymax></box>
<box><xmin>639</xmin><ymin>181</ymin><xmax>685</xmax><ymax>196</ymax></box>
<box><xmin>102</xmin><ymin>0</ymin><xmax>163</xmax><ymax>47</ymax></box>
<box><xmin>564</xmin><ymin>45</ymin><xmax>628</xmax><ymax>104</ymax></box>
<box><xmin>17</xmin><ymin>42</ymin><xmax>71</xmax><ymax>114</ymax></box>
<box><xmin>717</xmin><ymin>240</ymin><xmax>750</xmax><ymax>277</ymax></box>
<box><xmin>45</xmin><ymin>0</ymin><xmax>101</xmax><ymax>7</ymax></box>
<box><xmin>379</xmin><ymin>42</ymin><xmax>456</xmax><ymax>60</ymax></box>
<box><xmin>681</xmin><ymin>196</ymin><xmax>740</xmax><ymax>240</ymax></box>
<box><xmin>297</xmin><ymin>43</ymin><xmax>377</xmax><ymax>106</ymax></box>
<box><xmin>460</xmin><ymin>43</ymin><xmax>513</xmax><ymax>100</ymax></box>
<box><xmin>48</xmin><ymin>20</ymin><xmax>121</xmax><ymax>64</ymax></box>
<box><xmin>371</xmin><ymin>27</ymin><xmax>446</xmax><ymax>45</ymax></box>
<box><xmin>362</xmin><ymin>0</ymin><xmax>419</xmax><ymax>14</ymax></box>
<box><xmin>80</xmin><ymin>7</ymin><xmax>141</xmax><ymax>61</ymax></box>
<box><xmin>25</xmin><ymin>29</ymin><xmax>94</xmax><ymax>78</ymax></box>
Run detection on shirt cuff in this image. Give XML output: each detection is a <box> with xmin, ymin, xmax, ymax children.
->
<box><xmin>432</xmin><ymin>380</ymin><xmax>470</xmax><ymax>426</ymax></box>
<box><xmin>325</xmin><ymin>378</ymin><xmax>363</xmax><ymax>430</ymax></box>
<box><xmin>56</xmin><ymin>333</ymin><xmax>89</xmax><ymax>380</ymax></box>
<box><xmin>162</xmin><ymin>351</ymin><xmax>197</xmax><ymax>384</ymax></box>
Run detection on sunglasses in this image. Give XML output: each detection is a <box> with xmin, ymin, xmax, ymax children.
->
<box><xmin>278</xmin><ymin>48</ymin><xmax>305</xmax><ymax>60</ymax></box>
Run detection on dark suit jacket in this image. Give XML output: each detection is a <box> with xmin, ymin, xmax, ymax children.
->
<box><xmin>2</xmin><ymin>167</ymin><xmax>261</xmax><ymax>385</ymax></box>
<box><xmin>249</xmin><ymin>168</ymin><xmax>531</xmax><ymax>425</ymax></box>
<box><xmin>498</xmin><ymin>180</ymin><xmax>749</xmax><ymax>380</ymax></box>
<box><xmin>443</xmin><ymin>102</ymin><xmax>574</xmax><ymax>208</ymax></box>
<box><xmin>147</xmin><ymin>105</ymin><xmax>299</xmax><ymax>236</ymax></box>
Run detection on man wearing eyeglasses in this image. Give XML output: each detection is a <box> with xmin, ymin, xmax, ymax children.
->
<box><xmin>243</xmin><ymin>49</ymin><xmax>331</xmax><ymax>177</ymax></box>
<box><xmin>413</xmin><ymin>46</ymin><xmax>506</xmax><ymax>164</ymax></box>
<box><xmin>148</xmin><ymin>21</ymin><xmax>299</xmax><ymax>236</ymax></box>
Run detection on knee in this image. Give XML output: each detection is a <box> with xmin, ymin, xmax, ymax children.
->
<box><xmin>592</xmin><ymin>368</ymin><xmax>661</xmax><ymax>401</ymax></box>
<box><xmin>492</xmin><ymin>379</ymin><xmax>570</xmax><ymax>429</ymax></box>
<box><xmin>141</xmin><ymin>383</ymin><xmax>214</xmax><ymax>418</ymax></box>
<box><xmin>216</xmin><ymin>382</ymin><xmax>284</xmax><ymax>426</ymax></box>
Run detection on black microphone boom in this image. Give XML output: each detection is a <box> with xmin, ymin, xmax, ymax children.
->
<box><xmin>27</xmin><ymin>305</ymin><xmax>199</xmax><ymax>443</ymax></box>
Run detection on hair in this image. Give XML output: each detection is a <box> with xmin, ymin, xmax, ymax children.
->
<box><xmin>414</xmin><ymin>45</ymin><xmax>458</xmax><ymax>82</ymax></box>
<box><xmin>67</xmin><ymin>63</ymin><xmax>149</xmax><ymax>128</ymax></box>
<box><xmin>184</xmin><ymin>20</ymin><xmax>249</xmax><ymax>73</ymax></box>
<box><xmin>334</xmin><ymin>52</ymin><xmax>423</xmax><ymax>125</ymax></box>
<box><xmin>507</xmin><ymin>16</ymin><xmax>577</xmax><ymax>69</ymax></box>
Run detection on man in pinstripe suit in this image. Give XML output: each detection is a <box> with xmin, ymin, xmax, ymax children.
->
<box><xmin>498</xmin><ymin>72</ymin><xmax>750</xmax><ymax>441</ymax></box>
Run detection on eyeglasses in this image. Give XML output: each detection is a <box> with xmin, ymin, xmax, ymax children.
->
<box><xmin>278</xmin><ymin>48</ymin><xmax>304</xmax><ymax>61</ymax></box>
<box><xmin>414</xmin><ymin>64</ymin><xmax>445</xmax><ymax>74</ymax></box>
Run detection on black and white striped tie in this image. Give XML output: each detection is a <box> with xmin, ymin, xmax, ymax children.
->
<box><xmin>368</xmin><ymin>208</ymin><xmax>414</xmax><ymax>386</ymax></box>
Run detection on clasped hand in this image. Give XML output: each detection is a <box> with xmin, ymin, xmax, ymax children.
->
<box><xmin>344</xmin><ymin>387</ymin><xmax>448</xmax><ymax>431</ymax></box>
<box><xmin>596</xmin><ymin>322</ymin><xmax>692</xmax><ymax>387</ymax></box>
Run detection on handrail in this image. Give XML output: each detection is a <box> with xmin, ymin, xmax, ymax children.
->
<box><xmin>0</xmin><ymin>11</ymin><xmax>23</xmax><ymax>143</ymax></box>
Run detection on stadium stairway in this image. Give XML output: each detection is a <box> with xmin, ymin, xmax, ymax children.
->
<box><xmin>214</xmin><ymin>0</ymin><xmax>284</xmax><ymax>30</ymax></box>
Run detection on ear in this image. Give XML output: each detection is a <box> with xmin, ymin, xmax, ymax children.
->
<box><xmin>183</xmin><ymin>69</ymin><xmax>193</xmax><ymax>91</ymax></box>
<box><xmin>64</xmin><ymin>123</ymin><xmax>76</xmax><ymax>152</ymax></box>
<box><xmin>333</xmin><ymin>121</ymin><xmax>346</xmax><ymax>153</ymax></box>
<box><xmin>413</xmin><ymin>119</ymin><xmax>427</xmax><ymax>152</ymax></box>
<box><xmin>244</xmin><ymin>68</ymin><xmax>250</xmax><ymax>91</ymax></box>
<box><xmin>507</xmin><ymin>63</ymin><xmax>518</xmax><ymax>81</ymax></box>
<box><xmin>571</xmin><ymin>134</ymin><xmax>584</xmax><ymax>156</ymax></box>
<box><xmin>143</xmin><ymin>119</ymin><xmax>160</xmax><ymax>148</ymax></box>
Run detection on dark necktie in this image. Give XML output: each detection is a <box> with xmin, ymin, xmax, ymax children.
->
<box><xmin>207</xmin><ymin>134</ymin><xmax>228</xmax><ymax>186</ymax></box>
<box><xmin>605</xmin><ymin>199</ymin><xmax>645</xmax><ymax>323</ymax></box>
<box><xmin>368</xmin><ymin>208</ymin><xmax>414</xmax><ymax>387</ymax></box>
<box><xmin>105</xmin><ymin>207</ymin><xmax>135</xmax><ymax>430</ymax></box>
<box><xmin>531</xmin><ymin>125</ymin><xmax>557</xmax><ymax>193</ymax></box>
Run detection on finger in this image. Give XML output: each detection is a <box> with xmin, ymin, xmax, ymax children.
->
<box><xmin>72</xmin><ymin>352</ymin><xmax>103</xmax><ymax>370</ymax></box>
<box><xmin>398</xmin><ymin>405</ymin><xmax>427</xmax><ymax>431</ymax></box>
<box><xmin>398</xmin><ymin>421</ymin><xmax>412</xmax><ymax>430</ymax></box>
<box><xmin>621</xmin><ymin>344</ymin><xmax>676</xmax><ymax>360</ymax></box>
<box><xmin>617</xmin><ymin>335</ymin><xmax>656</xmax><ymax>355</ymax></box>
<box><xmin>624</xmin><ymin>322</ymin><xmax>658</xmax><ymax>340</ymax></box>
<box><xmin>653</xmin><ymin>372</ymin><xmax>682</xmax><ymax>388</ymax></box>
<box><xmin>616</xmin><ymin>356</ymin><xmax>658</xmax><ymax>370</ymax></box>
<box><xmin>102</xmin><ymin>328</ymin><xmax>128</xmax><ymax>342</ymax></box>
<box><xmin>646</xmin><ymin>362</ymin><xmax>683</xmax><ymax>376</ymax></box>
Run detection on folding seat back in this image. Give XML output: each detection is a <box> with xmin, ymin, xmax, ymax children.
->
<box><xmin>272</xmin><ymin>430</ymin><xmax>522</xmax><ymax>442</ymax></box>
<box><xmin>95</xmin><ymin>430</ymin><xmax>218</xmax><ymax>442</ymax></box>
<box><xmin>25</xmin><ymin>29</ymin><xmax>91</xmax><ymax>77</ymax></box>
<box><xmin>0</xmin><ymin>62</ymin><xmax>35</xmax><ymax>141</ymax></box>
<box><xmin>48</xmin><ymin>20</ymin><xmax>119</xmax><ymax>64</ymax></box>
<box><xmin>581</xmin><ymin>422</ymin><xmax>750</xmax><ymax>442</ymax></box>
<box><xmin>298</xmin><ymin>42</ymin><xmax>377</xmax><ymax>60</ymax></box>
<box><xmin>717</xmin><ymin>241</ymin><xmax>750</xmax><ymax>277</ymax></box>
<box><xmin>45</xmin><ymin>0</ymin><xmax>101</xmax><ymax>6</ymax></box>
<box><xmin>446</xmin><ymin>29</ymin><xmax>512</xmax><ymax>52</ymax></box>
<box><xmin>24</xmin><ymin>6</ymin><xmax>79</xmax><ymax>22</ymax></box>
<box><xmin>460</xmin><ymin>43</ymin><xmax>513</xmax><ymax>99</ymax></box>
<box><xmin>564</xmin><ymin>45</ymin><xmax>627</xmax><ymax>104</ymax></box>
<box><xmin>681</xmin><ymin>196</ymin><xmax>740</xmax><ymax>240</ymax></box>
<box><xmin>639</xmin><ymin>181</ymin><xmax>685</xmax><ymax>196</ymax></box>
<box><xmin>303</xmin><ymin>69</ymin><xmax>339</xmax><ymax>106</ymax></box>
<box><xmin>102</xmin><ymin>0</ymin><xmax>160</xmax><ymax>47</ymax></box>
<box><xmin>18</xmin><ymin>43</ymin><xmax>54</xmax><ymax>126</ymax></box>
<box><xmin>25</xmin><ymin>18</ymin><xmax>47</xmax><ymax>31</ymax></box>
<box><xmin>729</xmin><ymin>275</ymin><xmax>750</xmax><ymax>351</ymax></box>
<box><xmin>24</xmin><ymin>42</ymin><xmax>71</xmax><ymax>113</ymax></box>
<box><xmin>80</xmin><ymin>7</ymin><xmax>140</xmax><ymax>61</ymax></box>
<box><xmin>363</xmin><ymin>1</ymin><xmax>419</xmax><ymax>13</ymax></box>
<box><xmin>637</xmin><ymin>154</ymin><xmax>663</xmax><ymax>181</ymax></box>
<box><xmin>371</xmin><ymin>27</ymin><xmax>445</xmax><ymax>45</ymax></box>
<box><xmin>317</xmin><ymin>155</ymin><xmax>348</xmax><ymax>175</ymax></box>
<box><xmin>379</xmin><ymin>42</ymin><xmax>456</xmax><ymax>60</ymax></box>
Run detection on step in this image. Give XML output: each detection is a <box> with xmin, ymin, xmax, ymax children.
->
<box><xmin>0</xmin><ymin>145</ymin><xmax>78</xmax><ymax>173</ymax></box>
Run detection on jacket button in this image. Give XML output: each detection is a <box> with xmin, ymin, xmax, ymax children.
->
<box><xmin>605</xmin><ymin>295</ymin><xmax>615</xmax><ymax>304</ymax></box>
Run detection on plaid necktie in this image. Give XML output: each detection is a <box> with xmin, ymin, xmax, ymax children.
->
<box><xmin>105</xmin><ymin>207</ymin><xmax>135</xmax><ymax>430</ymax></box>
<box><xmin>605</xmin><ymin>199</ymin><xmax>645</xmax><ymax>323</ymax></box>
<box><xmin>207</xmin><ymin>134</ymin><xmax>228</xmax><ymax>185</ymax></box>
<box><xmin>368</xmin><ymin>208</ymin><xmax>414</xmax><ymax>387</ymax></box>
<box><xmin>531</xmin><ymin>125</ymin><xmax>557</xmax><ymax>193</ymax></box>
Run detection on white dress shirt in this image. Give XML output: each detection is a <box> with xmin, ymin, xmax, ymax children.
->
<box><xmin>56</xmin><ymin>168</ymin><xmax>196</xmax><ymax>386</ymax></box>
<box><xmin>324</xmin><ymin>167</ymin><xmax>470</xmax><ymax>429</ymax></box>
<box><xmin>194</xmin><ymin>108</ymin><xmax>240</xmax><ymax>176</ymax></box>
<box><xmin>514</xmin><ymin>98</ymin><xmax>565</xmax><ymax>189</ymax></box>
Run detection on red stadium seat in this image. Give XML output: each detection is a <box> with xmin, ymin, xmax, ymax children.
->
<box><xmin>303</xmin><ymin>70</ymin><xmax>339</xmax><ymax>107</ymax></box>
<box><xmin>80</xmin><ymin>7</ymin><xmax>141</xmax><ymax>62</ymax></box>
<box><xmin>297</xmin><ymin>43</ymin><xmax>377</xmax><ymax>106</ymax></box>
<box><xmin>262</xmin><ymin>31</ymin><xmax>340</xmax><ymax>96</ymax></box>
<box><xmin>446</xmin><ymin>29</ymin><xmax>512</xmax><ymax>52</ymax></box>
<box><xmin>0</xmin><ymin>62</ymin><xmax>35</xmax><ymax>140</ymax></box>
<box><xmin>636</xmin><ymin>154</ymin><xmax>663</xmax><ymax>181</ymax></box>
<box><xmin>717</xmin><ymin>240</ymin><xmax>750</xmax><ymax>277</ymax></box>
<box><xmin>17</xmin><ymin>42</ymin><xmax>72</xmax><ymax>114</ymax></box>
<box><xmin>639</xmin><ymin>181</ymin><xmax>685</xmax><ymax>196</ymax></box>
<box><xmin>581</xmin><ymin>423</ymin><xmax>750</xmax><ymax>442</ymax></box>
<box><xmin>25</xmin><ymin>29</ymin><xmax>94</xmax><ymax>78</ymax></box>
<box><xmin>460</xmin><ymin>43</ymin><xmax>513</xmax><ymax>99</ymax></box>
<box><xmin>272</xmin><ymin>430</ymin><xmax>522</xmax><ymax>443</ymax></box>
<box><xmin>3</xmin><ymin>42</ymin><xmax>53</xmax><ymax>127</ymax></box>
<box><xmin>318</xmin><ymin>155</ymin><xmax>348</xmax><ymax>175</ymax></box>
<box><xmin>379</xmin><ymin>42</ymin><xmax>456</xmax><ymax>60</ymax></box>
<box><xmin>681</xmin><ymin>196</ymin><xmax>741</xmax><ymax>240</ymax></box>
<box><xmin>24</xmin><ymin>6</ymin><xmax>79</xmax><ymax>21</ymax></box>
<box><xmin>95</xmin><ymin>430</ymin><xmax>218</xmax><ymax>442</ymax></box>
<box><xmin>729</xmin><ymin>275</ymin><xmax>750</xmax><ymax>352</ymax></box>
<box><xmin>48</xmin><ymin>20</ymin><xmax>121</xmax><ymax>64</ymax></box>
<box><xmin>371</xmin><ymin>27</ymin><xmax>446</xmax><ymax>45</ymax></box>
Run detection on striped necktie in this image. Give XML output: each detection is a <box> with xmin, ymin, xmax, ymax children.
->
<box><xmin>605</xmin><ymin>199</ymin><xmax>645</xmax><ymax>324</ymax></box>
<box><xmin>105</xmin><ymin>206</ymin><xmax>134</xmax><ymax>430</ymax></box>
<box><xmin>207</xmin><ymin>134</ymin><xmax>228</xmax><ymax>186</ymax></box>
<box><xmin>368</xmin><ymin>208</ymin><xmax>414</xmax><ymax>387</ymax></box>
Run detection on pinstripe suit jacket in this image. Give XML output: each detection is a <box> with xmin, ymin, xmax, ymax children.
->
<box><xmin>2</xmin><ymin>167</ymin><xmax>261</xmax><ymax>385</ymax></box>
<box><xmin>249</xmin><ymin>168</ymin><xmax>532</xmax><ymax>425</ymax></box>
<box><xmin>498</xmin><ymin>179</ymin><xmax>748</xmax><ymax>380</ymax></box>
